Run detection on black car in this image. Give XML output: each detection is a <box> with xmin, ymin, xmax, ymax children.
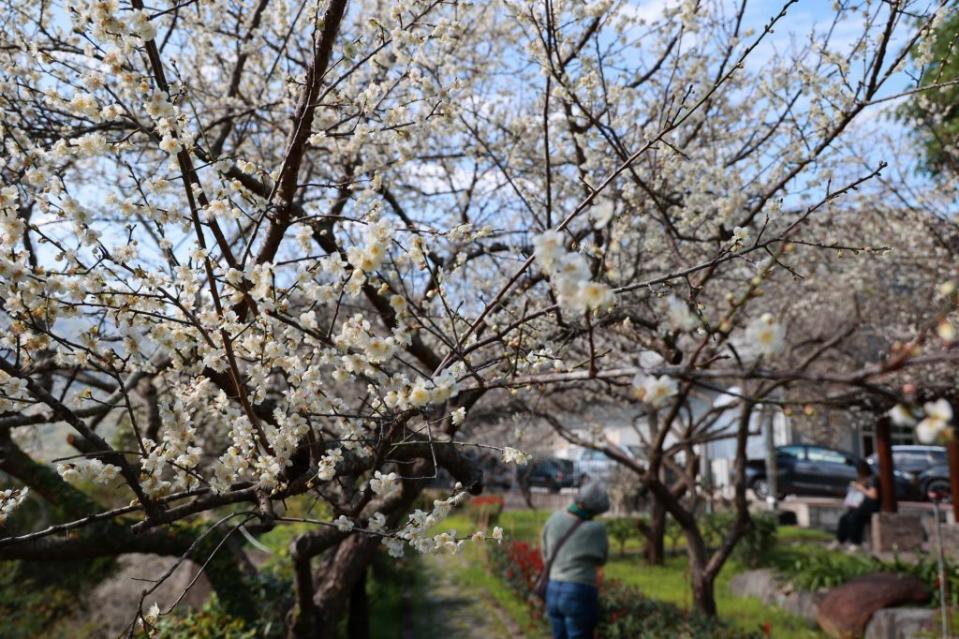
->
<box><xmin>916</xmin><ymin>464</ymin><xmax>953</xmax><ymax>500</ymax></box>
<box><xmin>866</xmin><ymin>444</ymin><xmax>946</xmax><ymax>477</ymax></box>
<box><xmin>746</xmin><ymin>445</ymin><xmax>916</xmax><ymax>501</ymax></box>
<box><xmin>518</xmin><ymin>457</ymin><xmax>577</xmax><ymax>493</ymax></box>
<box><xmin>866</xmin><ymin>445</ymin><xmax>947</xmax><ymax>501</ymax></box>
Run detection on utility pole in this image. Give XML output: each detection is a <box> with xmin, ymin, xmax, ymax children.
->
<box><xmin>763</xmin><ymin>403</ymin><xmax>779</xmax><ymax>513</ymax></box>
<box><xmin>948</xmin><ymin>439</ymin><xmax>959</xmax><ymax>523</ymax></box>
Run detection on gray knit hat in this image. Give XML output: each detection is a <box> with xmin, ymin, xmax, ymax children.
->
<box><xmin>576</xmin><ymin>480</ymin><xmax>610</xmax><ymax>515</ymax></box>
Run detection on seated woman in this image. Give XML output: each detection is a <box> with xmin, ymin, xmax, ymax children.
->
<box><xmin>831</xmin><ymin>460</ymin><xmax>880</xmax><ymax>551</ymax></box>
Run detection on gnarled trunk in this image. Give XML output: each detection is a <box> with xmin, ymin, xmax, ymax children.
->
<box><xmin>640</xmin><ymin>497</ymin><xmax>666</xmax><ymax>565</ymax></box>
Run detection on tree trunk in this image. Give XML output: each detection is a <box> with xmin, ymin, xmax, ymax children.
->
<box><xmin>690</xmin><ymin>567</ymin><xmax>718</xmax><ymax>617</ymax></box>
<box><xmin>347</xmin><ymin>567</ymin><xmax>370</xmax><ymax>639</ymax></box>
<box><xmin>685</xmin><ymin>527</ymin><xmax>717</xmax><ymax>617</ymax></box>
<box><xmin>641</xmin><ymin>497</ymin><xmax>666</xmax><ymax>565</ymax></box>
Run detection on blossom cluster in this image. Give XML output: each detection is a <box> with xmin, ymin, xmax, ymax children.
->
<box><xmin>631</xmin><ymin>374</ymin><xmax>678</xmax><ymax>408</ymax></box>
<box><xmin>330</xmin><ymin>488</ymin><xmax>505</xmax><ymax>559</ymax></box>
<box><xmin>0</xmin><ymin>487</ymin><xmax>29</xmax><ymax>524</ymax></box>
<box><xmin>533</xmin><ymin>231</ymin><xmax>615</xmax><ymax>315</ymax></box>
<box><xmin>56</xmin><ymin>459</ymin><xmax>122</xmax><ymax>486</ymax></box>
<box><xmin>890</xmin><ymin>399</ymin><xmax>954</xmax><ymax>444</ymax></box>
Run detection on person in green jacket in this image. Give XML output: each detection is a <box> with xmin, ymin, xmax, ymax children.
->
<box><xmin>540</xmin><ymin>481</ymin><xmax>610</xmax><ymax>639</ymax></box>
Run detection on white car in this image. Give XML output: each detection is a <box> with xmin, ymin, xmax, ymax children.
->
<box><xmin>572</xmin><ymin>445</ymin><xmax>641</xmax><ymax>484</ymax></box>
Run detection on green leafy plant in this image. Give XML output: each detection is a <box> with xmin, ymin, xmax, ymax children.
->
<box><xmin>154</xmin><ymin>597</ymin><xmax>257</xmax><ymax>639</ymax></box>
<box><xmin>773</xmin><ymin>547</ymin><xmax>877</xmax><ymax>591</ymax></box>
<box><xmin>700</xmin><ymin>512</ymin><xmax>778</xmax><ymax>568</ymax></box>
<box><xmin>665</xmin><ymin>518</ymin><xmax>685</xmax><ymax>555</ymax></box>
<box><xmin>606</xmin><ymin>517</ymin><xmax>641</xmax><ymax>556</ymax></box>
<box><xmin>773</xmin><ymin>545</ymin><xmax>959</xmax><ymax>605</ymax></box>
<box><xmin>599</xmin><ymin>580</ymin><xmax>763</xmax><ymax>639</ymax></box>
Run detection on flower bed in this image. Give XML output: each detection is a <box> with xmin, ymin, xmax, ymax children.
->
<box><xmin>464</xmin><ymin>495</ymin><xmax>505</xmax><ymax>530</ymax></box>
<box><xmin>487</xmin><ymin>539</ymin><xmax>762</xmax><ymax>638</ymax></box>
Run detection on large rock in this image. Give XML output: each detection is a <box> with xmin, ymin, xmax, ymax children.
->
<box><xmin>816</xmin><ymin>572</ymin><xmax>930</xmax><ymax>639</ymax></box>
<box><xmin>728</xmin><ymin>568</ymin><xmax>778</xmax><ymax>601</ymax></box>
<box><xmin>728</xmin><ymin>569</ymin><xmax>821</xmax><ymax>626</ymax></box>
<box><xmin>77</xmin><ymin>553</ymin><xmax>212</xmax><ymax>638</ymax></box>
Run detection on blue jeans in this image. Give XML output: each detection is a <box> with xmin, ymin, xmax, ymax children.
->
<box><xmin>545</xmin><ymin>580</ymin><xmax>599</xmax><ymax>639</ymax></box>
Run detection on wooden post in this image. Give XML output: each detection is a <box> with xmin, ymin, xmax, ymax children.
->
<box><xmin>948</xmin><ymin>439</ymin><xmax>959</xmax><ymax>523</ymax></box>
<box><xmin>875</xmin><ymin>415</ymin><xmax>897</xmax><ymax>513</ymax></box>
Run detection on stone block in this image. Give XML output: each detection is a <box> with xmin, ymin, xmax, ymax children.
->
<box><xmin>864</xmin><ymin>607</ymin><xmax>938</xmax><ymax>639</ymax></box>
<box><xmin>928</xmin><ymin>521</ymin><xmax>959</xmax><ymax>561</ymax></box>
<box><xmin>870</xmin><ymin>512</ymin><xmax>924</xmax><ymax>552</ymax></box>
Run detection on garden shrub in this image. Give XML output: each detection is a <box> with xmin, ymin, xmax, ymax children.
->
<box><xmin>465</xmin><ymin>494</ymin><xmax>505</xmax><ymax>530</ymax></box>
<box><xmin>700</xmin><ymin>512</ymin><xmax>778</xmax><ymax>568</ymax></box>
<box><xmin>0</xmin><ymin>556</ymin><xmax>115</xmax><ymax>639</ymax></box>
<box><xmin>487</xmin><ymin>539</ymin><xmax>544</xmax><ymax>609</ymax></box>
<box><xmin>599</xmin><ymin>581</ymin><xmax>763</xmax><ymax>639</ymax></box>
<box><xmin>605</xmin><ymin>517</ymin><xmax>640</xmax><ymax>556</ymax></box>
<box><xmin>155</xmin><ymin>596</ymin><xmax>257</xmax><ymax>639</ymax></box>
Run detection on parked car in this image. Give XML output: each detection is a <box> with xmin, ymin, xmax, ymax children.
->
<box><xmin>518</xmin><ymin>457</ymin><xmax>577</xmax><ymax>493</ymax></box>
<box><xmin>746</xmin><ymin>444</ymin><xmax>917</xmax><ymax>501</ymax></box>
<box><xmin>571</xmin><ymin>445</ymin><xmax>639</xmax><ymax>484</ymax></box>
<box><xmin>866</xmin><ymin>444</ymin><xmax>947</xmax><ymax>481</ymax></box>
<box><xmin>865</xmin><ymin>445</ymin><xmax>947</xmax><ymax>500</ymax></box>
<box><xmin>916</xmin><ymin>464</ymin><xmax>953</xmax><ymax>500</ymax></box>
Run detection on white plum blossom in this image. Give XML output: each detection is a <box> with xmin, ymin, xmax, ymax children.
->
<box><xmin>432</xmin><ymin>531</ymin><xmax>463</xmax><ymax>554</ymax></box>
<box><xmin>532</xmin><ymin>231</ymin><xmax>615</xmax><ymax>314</ymax></box>
<box><xmin>731</xmin><ymin>226</ymin><xmax>750</xmax><ymax>247</ymax></box>
<box><xmin>632</xmin><ymin>374</ymin><xmax>678</xmax><ymax>408</ymax></box>
<box><xmin>334</xmin><ymin>515</ymin><xmax>355</xmax><ymax>532</ymax></box>
<box><xmin>745</xmin><ymin>314</ymin><xmax>786</xmax><ymax>356</ymax></box>
<box><xmin>491</xmin><ymin>526</ymin><xmax>504</xmax><ymax>544</ymax></box>
<box><xmin>370</xmin><ymin>470</ymin><xmax>399</xmax><ymax>496</ymax></box>
<box><xmin>502</xmin><ymin>446</ymin><xmax>531</xmax><ymax>465</ymax></box>
<box><xmin>144</xmin><ymin>602</ymin><xmax>161</xmax><ymax>626</ymax></box>
<box><xmin>938</xmin><ymin>320</ymin><xmax>956</xmax><ymax>343</ymax></box>
<box><xmin>382</xmin><ymin>537</ymin><xmax>405</xmax><ymax>558</ymax></box>
<box><xmin>158</xmin><ymin>135</ymin><xmax>181</xmax><ymax>154</ymax></box>
<box><xmin>532</xmin><ymin>230</ymin><xmax>564</xmax><ymax>268</ymax></box>
<box><xmin>888</xmin><ymin>404</ymin><xmax>917</xmax><ymax>427</ymax></box>
<box><xmin>368</xmin><ymin>512</ymin><xmax>387</xmax><ymax>531</ymax></box>
<box><xmin>317</xmin><ymin>448</ymin><xmax>344</xmax><ymax>481</ymax></box>
<box><xmin>916</xmin><ymin>400</ymin><xmax>953</xmax><ymax>444</ymax></box>
<box><xmin>665</xmin><ymin>295</ymin><xmax>699</xmax><ymax>332</ymax></box>
<box><xmin>0</xmin><ymin>487</ymin><xmax>28</xmax><ymax>524</ymax></box>
<box><xmin>56</xmin><ymin>459</ymin><xmax>121</xmax><ymax>485</ymax></box>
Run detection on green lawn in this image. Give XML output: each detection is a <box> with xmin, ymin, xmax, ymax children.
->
<box><xmin>431</xmin><ymin>509</ymin><xmax>828</xmax><ymax>639</ymax></box>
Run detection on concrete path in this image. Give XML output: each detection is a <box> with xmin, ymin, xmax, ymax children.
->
<box><xmin>404</xmin><ymin>553</ymin><xmax>528</xmax><ymax>639</ymax></box>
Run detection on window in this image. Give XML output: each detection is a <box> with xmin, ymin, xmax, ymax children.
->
<box><xmin>894</xmin><ymin>452</ymin><xmax>929</xmax><ymax>471</ymax></box>
<box><xmin>777</xmin><ymin>445</ymin><xmax>804</xmax><ymax>459</ymax></box>
<box><xmin>806</xmin><ymin>447</ymin><xmax>848</xmax><ymax>465</ymax></box>
<box><xmin>581</xmin><ymin>449</ymin><xmax>609</xmax><ymax>461</ymax></box>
